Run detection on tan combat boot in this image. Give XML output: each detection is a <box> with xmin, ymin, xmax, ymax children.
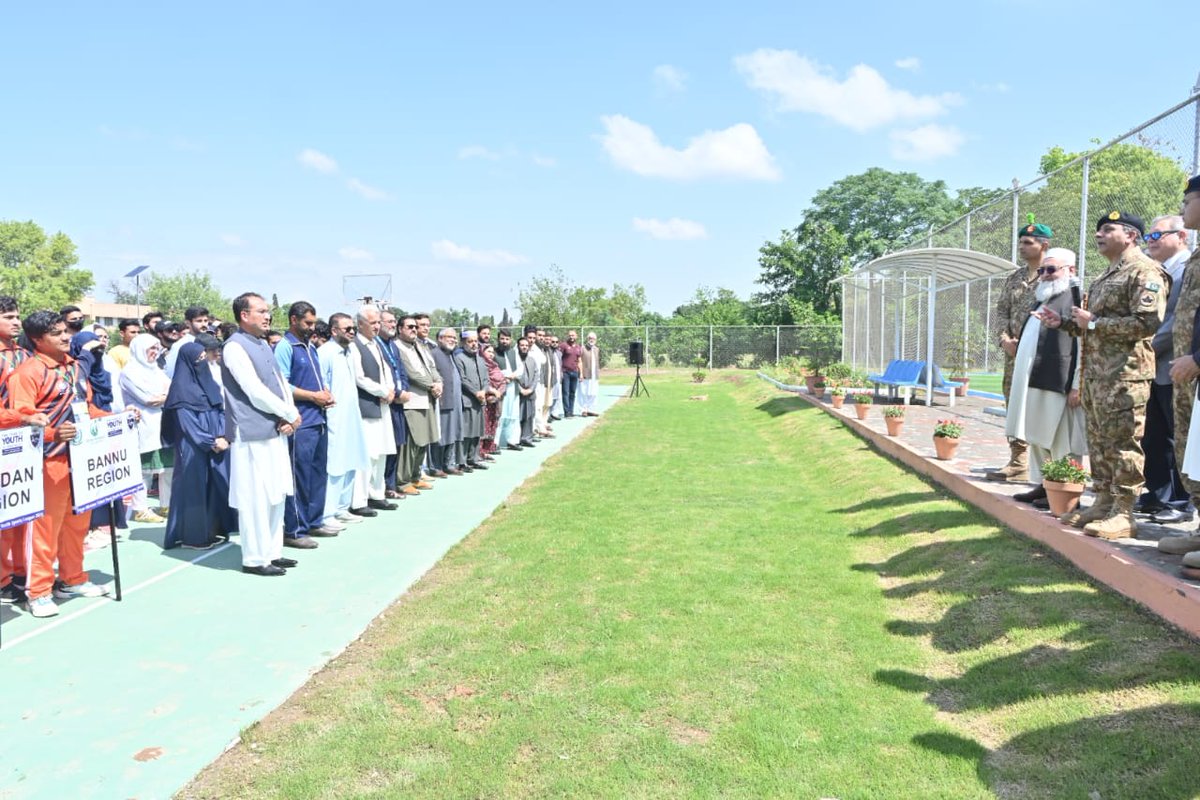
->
<box><xmin>1158</xmin><ymin>534</ymin><xmax>1200</xmax><ymax>555</ymax></box>
<box><xmin>986</xmin><ymin>440</ymin><xmax>1029</xmax><ymax>482</ymax></box>
<box><xmin>1083</xmin><ymin>495</ymin><xmax>1138</xmax><ymax>540</ymax></box>
<box><xmin>1060</xmin><ymin>491</ymin><xmax>1113</xmax><ymax>528</ymax></box>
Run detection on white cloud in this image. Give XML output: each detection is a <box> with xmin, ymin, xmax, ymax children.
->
<box><xmin>458</xmin><ymin>145</ymin><xmax>502</xmax><ymax>160</ymax></box>
<box><xmin>598</xmin><ymin>115</ymin><xmax>780</xmax><ymax>181</ymax></box>
<box><xmin>889</xmin><ymin>124</ymin><xmax>965</xmax><ymax>161</ymax></box>
<box><xmin>345</xmin><ymin>177</ymin><xmax>391</xmax><ymax>201</ymax></box>
<box><xmin>219</xmin><ymin>233</ymin><xmax>246</xmax><ymax>246</ymax></box>
<box><xmin>632</xmin><ymin>217</ymin><xmax>708</xmax><ymax>241</ymax></box>
<box><xmin>653</xmin><ymin>64</ymin><xmax>687</xmax><ymax>92</ymax></box>
<box><xmin>734</xmin><ymin>49</ymin><xmax>961</xmax><ymax>132</ymax></box>
<box><xmin>338</xmin><ymin>246</ymin><xmax>374</xmax><ymax>261</ymax></box>
<box><xmin>894</xmin><ymin>56</ymin><xmax>921</xmax><ymax>71</ymax></box>
<box><xmin>431</xmin><ymin>239</ymin><xmax>529</xmax><ymax>267</ymax></box>
<box><xmin>298</xmin><ymin>148</ymin><xmax>339</xmax><ymax>174</ymax></box>
<box><xmin>531</xmin><ymin>154</ymin><xmax>557</xmax><ymax>168</ymax></box>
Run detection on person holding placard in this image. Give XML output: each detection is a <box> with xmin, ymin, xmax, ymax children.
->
<box><xmin>10</xmin><ymin>310</ymin><xmax>112</xmax><ymax>618</ymax></box>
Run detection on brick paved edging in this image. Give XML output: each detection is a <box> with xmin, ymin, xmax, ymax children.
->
<box><xmin>757</xmin><ymin>372</ymin><xmax>1200</xmax><ymax>638</ymax></box>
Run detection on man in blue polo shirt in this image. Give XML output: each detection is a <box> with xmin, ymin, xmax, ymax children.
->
<box><xmin>274</xmin><ymin>301</ymin><xmax>338</xmax><ymax>548</ymax></box>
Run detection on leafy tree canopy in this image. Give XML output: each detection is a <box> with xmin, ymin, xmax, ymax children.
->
<box><xmin>141</xmin><ymin>269</ymin><xmax>230</xmax><ymax>322</ymax></box>
<box><xmin>0</xmin><ymin>220</ymin><xmax>92</xmax><ymax>312</ymax></box>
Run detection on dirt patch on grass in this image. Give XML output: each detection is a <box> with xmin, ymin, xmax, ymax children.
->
<box><xmin>667</xmin><ymin>720</ymin><xmax>712</xmax><ymax>745</ymax></box>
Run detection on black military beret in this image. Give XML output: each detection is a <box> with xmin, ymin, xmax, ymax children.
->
<box><xmin>1096</xmin><ymin>210</ymin><xmax>1145</xmax><ymax>237</ymax></box>
<box><xmin>1186</xmin><ymin>174</ymin><xmax>1200</xmax><ymax>196</ymax></box>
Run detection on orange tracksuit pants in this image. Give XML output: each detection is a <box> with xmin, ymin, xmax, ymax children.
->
<box><xmin>25</xmin><ymin>456</ymin><xmax>88</xmax><ymax>601</ymax></box>
<box><xmin>0</xmin><ymin>524</ymin><xmax>28</xmax><ymax>587</ymax></box>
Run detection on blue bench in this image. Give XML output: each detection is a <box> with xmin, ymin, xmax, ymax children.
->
<box><xmin>867</xmin><ymin>359</ymin><xmax>963</xmax><ymax>407</ymax></box>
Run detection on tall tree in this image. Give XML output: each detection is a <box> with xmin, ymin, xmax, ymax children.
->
<box><xmin>141</xmin><ymin>269</ymin><xmax>230</xmax><ymax>321</ymax></box>
<box><xmin>0</xmin><ymin>220</ymin><xmax>92</xmax><ymax>311</ymax></box>
<box><xmin>752</xmin><ymin>221</ymin><xmax>848</xmax><ymax>323</ymax></box>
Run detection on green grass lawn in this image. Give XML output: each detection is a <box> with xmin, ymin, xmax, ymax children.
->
<box><xmin>967</xmin><ymin>373</ymin><xmax>1002</xmax><ymax>394</ymax></box>
<box><xmin>181</xmin><ymin>374</ymin><xmax>1200</xmax><ymax>800</ymax></box>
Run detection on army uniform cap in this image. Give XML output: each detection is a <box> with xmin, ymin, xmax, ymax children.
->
<box><xmin>1019</xmin><ymin>223</ymin><xmax>1053</xmax><ymax>239</ymax></box>
<box><xmin>1096</xmin><ymin>210</ymin><xmax>1145</xmax><ymax>237</ymax></box>
<box><xmin>1185</xmin><ymin>174</ymin><xmax>1200</xmax><ymax>196</ymax></box>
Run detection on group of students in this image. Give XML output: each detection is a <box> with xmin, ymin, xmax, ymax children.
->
<box><xmin>0</xmin><ymin>294</ymin><xmax>605</xmax><ymax>615</ymax></box>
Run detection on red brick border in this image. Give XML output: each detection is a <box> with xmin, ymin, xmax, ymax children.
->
<box><xmin>796</xmin><ymin>389</ymin><xmax>1200</xmax><ymax>637</ymax></box>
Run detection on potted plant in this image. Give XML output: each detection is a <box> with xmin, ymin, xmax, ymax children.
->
<box><xmin>942</xmin><ymin>346</ymin><xmax>971</xmax><ymax>397</ymax></box>
<box><xmin>1041</xmin><ymin>457</ymin><xmax>1089</xmax><ymax>516</ymax></box>
<box><xmin>882</xmin><ymin>405</ymin><xmax>905</xmax><ymax>436</ymax></box>
<box><xmin>812</xmin><ymin>379</ymin><xmax>826</xmax><ymax>398</ymax></box>
<box><xmin>932</xmin><ymin>418</ymin><xmax>963</xmax><ymax>460</ymax></box>
<box><xmin>831</xmin><ymin>386</ymin><xmax>846</xmax><ymax>409</ymax></box>
<box><xmin>853</xmin><ymin>394</ymin><xmax>873</xmax><ymax>420</ymax></box>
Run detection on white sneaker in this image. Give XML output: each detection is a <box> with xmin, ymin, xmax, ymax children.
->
<box><xmin>53</xmin><ymin>581</ymin><xmax>111</xmax><ymax>599</ymax></box>
<box><xmin>27</xmin><ymin>594</ymin><xmax>59</xmax><ymax>617</ymax></box>
<box><xmin>335</xmin><ymin>512</ymin><xmax>363</xmax><ymax>525</ymax></box>
<box><xmin>322</xmin><ymin>519</ymin><xmax>347</xmax><ymax>532</ymax></box>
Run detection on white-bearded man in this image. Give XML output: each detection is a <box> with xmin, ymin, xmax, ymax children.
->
<box><xmin>1008</xmin><ymin>248</ymin><xmax>1088</xmax><ymax>507</ymax></box>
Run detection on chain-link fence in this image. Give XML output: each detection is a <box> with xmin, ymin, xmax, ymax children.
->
<box><xmin>844</xmin><ymin>84</ymin><xmax>1200</xmax><ymax>375</ymax></box>
<box><xmin>537</xmin><ymin>325</ymin><xmax>841</xmax><ymax>370</ymax></box>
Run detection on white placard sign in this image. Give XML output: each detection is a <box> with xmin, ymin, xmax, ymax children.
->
<box><xmin>0</xmin><ymin>425</ymin><xmax>45</xmax><ymax>528</ymax></box>
<box><xmin>69</xmin><ymin>410</ymin><xmax>143</xmax><ymax>514</ymax></box>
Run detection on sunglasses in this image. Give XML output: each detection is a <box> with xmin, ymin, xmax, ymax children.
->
<box><xmin>1036</xmin><ymin>266</ymin><xmax>1062</xmax><ymax>275</ymax></box>
<box><xmin>404</xmin><ymin>324</ymin><xmax>417</xmax><ymax>330</ymax></box>
<box><xmin>1144</xmin><ymin>230</ymin><xmax>1183</xmax><ymax>242</ymax></box>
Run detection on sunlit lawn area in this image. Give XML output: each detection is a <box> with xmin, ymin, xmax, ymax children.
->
<box><xmin>967</xmin><ymin>372</ymin><xmax>1002</xmax><ymax>395</ymax></box>
<box><xmin>182</xmin><ymin>373</ymin><xmax>1200</xmax><ymax>799</ymax></box>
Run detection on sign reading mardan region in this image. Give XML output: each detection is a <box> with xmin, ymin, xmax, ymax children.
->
<box><xmin>0</xmin><ymin>425</ymin><xmax>45</xmax><ymax>528</ymax></box>
<box><xmin>69</xmin><ymin>411</ymin><xmax>143</xmax><ymax>514</ymax></box>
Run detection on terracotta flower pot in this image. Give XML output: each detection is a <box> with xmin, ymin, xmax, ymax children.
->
<box><xmin>885</xmin><ymin>416</ymin><xmax>904</xmax><ymax>436</ymax></box>
<box><xmin>855</xmin><ymin>403</ymin><xmax>871</xmax><ymax>420</ymax></box>
<box><xmin>805</xmin><ymin>375</ymin><xmax>824</xmax><ymax>392</ymax></box>
<box><xmin>950</xmin><ymin>377</ymin><xmax>970</xmax><ymax>397</ymax></box>
<box><xmin>932</xmin><ymin>435</ymin><xmax>959</xmax><ymax>460</ymax></box>
<box><xmin>813</xmin><ymin>386</ymin><xmax>825</xmax><ymax>398</ymax></box>
<box><xmin>831</xmin><ymin>396</ymin><xmax>844</xmax><ymax>409</ymax></box>
<box><xmin>1043</xmin><ymin>480</ymin><xmax>1085</xmax><ymax>515</ymax></box>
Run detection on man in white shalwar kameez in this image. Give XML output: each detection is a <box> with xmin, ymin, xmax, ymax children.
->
<box><xmin>578</xmin><ymin>331</ymin><xmax>601</xmax><ymax>416</ymax></box>
<box><xmin>1007</xmin><ymin>249</ymin><xmax>1088</xmax><ymax>505</ymax></box>
<box><xmin>495</xmin><ymin>329</ymin><xmax>522</xmax><ymax>449</ymax></box>
<box><xmin>221</xmin><ymin>293</ymin><xmax>301</xmax><ymax>576</ymax></box>
<box><xmin>350</xmin><ymin>305</ymin><xmax>396</xmax><ymax>512</ymax></box>
<box><xmin>318</xmin><ymin>312</ymin><xmax>370</xmax><ymax>527</ymax></box>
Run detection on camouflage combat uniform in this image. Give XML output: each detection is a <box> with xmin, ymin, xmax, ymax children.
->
<box><xmin>1064</xmin><ymin>250</ymin><xmax>1168</xmax><ymax>501</ymax></box>
<box><xmin>1172</xmin><ymin>248</ymin><xmax>1200</xmax><ymax>504</ymax></box>
<box><xmin>996</xmin><ymin>266</ymin><xmax>1040</xmax><ymax>399</ymax></box>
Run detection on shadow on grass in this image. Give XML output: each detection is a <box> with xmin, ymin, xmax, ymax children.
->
<box><xmin>915</xmin><ymin>706</ymin><xmax>1200</xmax><ymax>800</ymax></box>
<box><xmin>847</xmin><ymin>508</ymin><xmax>979</xmax><ymax>538</ymax></box>
<box><xmin>861</xmin><ymin>530</ymin><xmax>1200</xmax><ymax>797</ymax></box>
<box><xmin>837</xmin><ymin>491</ymin><xmax>943</xmax><ymax>514</ymax></box>
<box><xmin>754</xmin><ymin>396</ymin><xmax>815</xmax><ymax>417</ymax></box>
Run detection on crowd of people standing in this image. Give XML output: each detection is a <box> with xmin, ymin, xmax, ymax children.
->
<box><xmin>0</xmin><ymin>293</ymin><xmax>604</xmax><ymax>618</ymax></box>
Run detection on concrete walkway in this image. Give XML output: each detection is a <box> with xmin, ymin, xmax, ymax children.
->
<box><xmin>0</xmin><ymin>387</ymin><xmax>621</xmax><ymax>799</ymax></box>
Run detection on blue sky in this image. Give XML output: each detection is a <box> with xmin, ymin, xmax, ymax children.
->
<box><xmin>4</xmin><ymin>1</ymin><xmax>1197</xmax><ymax>320</ymax></box>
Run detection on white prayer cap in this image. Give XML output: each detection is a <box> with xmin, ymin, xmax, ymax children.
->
<box><xmin>1043</xmin><ymin>247</ymin><xmax>1077</xmax><ymax>267</ymax></box>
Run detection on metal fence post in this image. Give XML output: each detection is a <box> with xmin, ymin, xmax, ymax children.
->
<box><xmin>1010</xmin><ymin>179</ymin><xmax>1020</xmax><ymax>263</ymax></box>
<box><xmin>708</xmin><ymin>326</ymin><xmax>713</xmax><ymax>369</ymax></box>
<box><xmin>965</xmin><ymin>211</ymin><xmax>971</xmax><ymax>250</ymax></box>
<box><xmin>984</xmin><ymin>277</ymin><xmax>993</xmax><ymax>372</ymax></box>
<box><xmin>963</xmin><ymin>282</ymin><xmax>971</xmax><ymax>372</ymax></box>
<box><xmin>774</xmin><ymin>326</ymin><xmax>780</xmax><ymax>364</ymax></box>
<box><xmin>1078</xmin><ymin>156</ymin><xmax>1090</xmax><ymax>284</ymax></box>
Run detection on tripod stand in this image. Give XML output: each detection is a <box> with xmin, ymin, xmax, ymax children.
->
<box><xmin>629</xmin><ymin>363</ymin><xmax>649</xmax><ymax>397</ymax></box>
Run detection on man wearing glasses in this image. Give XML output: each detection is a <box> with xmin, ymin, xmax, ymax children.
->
<box><xmin>990</xmin><ymin>222</ymin><xmax>1053</xmax><ymax>483</ymax></box>
<box><xmin>1135</xmin><ymin>216</ymin><xmax>1193</xmax><ymax>524</ymax></box>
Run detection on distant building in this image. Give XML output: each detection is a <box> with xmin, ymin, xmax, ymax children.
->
<box><xmin>76</xmin><ymin>297</ymin><xmax>142</xmax><ymax>329</ymax></box>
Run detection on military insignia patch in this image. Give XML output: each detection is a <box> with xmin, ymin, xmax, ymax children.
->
<box><xmin>1140</xmin><ymin>292</ymin><xmax>1156</xmax><ymax>306</ymax></box>
<box><xmin>1025</xmin><ymin>225</ymin><xmax>1034</xmax><ymax>233</ymax></box>
<box><xmin>1108</xmin><ymin>210</ymin><xmax>1120</xmax><ymax>220</ymax></box>
<box><xmin>1146</xmin><ymin>281</ymin><xmax>1161</xmax><ymax>293</ymax></box>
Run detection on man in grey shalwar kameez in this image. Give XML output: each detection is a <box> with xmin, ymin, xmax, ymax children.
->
<box><xmin>431</xmin><ymin>327</ymin><xmax>464</xmax><ymax>474</ymax></box>
<box><xmin>455</xmin><ymin>330</ymin><xmax>488</xmax><ymax>470</ymax></box>
<box><xmin>396</xmin><ymin>314</ymin><xmax>441</xmax><ymax>492</ymax></box>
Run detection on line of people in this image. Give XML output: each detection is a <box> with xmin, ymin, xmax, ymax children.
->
<box><xmin>0</xmin><ymin>293</ymin><xmax>605</xmax><ymax>618</ymax></box>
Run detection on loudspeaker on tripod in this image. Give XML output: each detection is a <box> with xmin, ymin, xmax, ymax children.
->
<box><xmin>628</xmin><ymin>341</ymin><xmax>645</xmax><ymax>366</ymax></box>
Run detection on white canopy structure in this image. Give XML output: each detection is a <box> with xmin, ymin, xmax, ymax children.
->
<box><xmin>839</xmin><ymin>248</ymin><xmax>1017</xmax><ymax>402</ymax></box>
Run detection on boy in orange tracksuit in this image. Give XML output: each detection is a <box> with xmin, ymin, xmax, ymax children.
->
<box><xmin>0</xmin><ymin>297</ymin><xmax>47</xmax><ymax>604</ymax></box>
<box><xmin>10</xmin><ymin>311</ymin><xmax>109</xmax><ymax>618</ymax></box>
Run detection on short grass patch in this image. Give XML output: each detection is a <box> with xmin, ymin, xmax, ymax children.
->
<box><xmin>180</xmin><ymin>375</ymin><xmax>1200</xmax><ymax>800</ymax></box>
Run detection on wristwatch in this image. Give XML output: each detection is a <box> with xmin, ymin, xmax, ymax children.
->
<box><xmin>1087</xmin><ymin>320</ymin><xmax>1097</xmax><ymax>331</ymax></box>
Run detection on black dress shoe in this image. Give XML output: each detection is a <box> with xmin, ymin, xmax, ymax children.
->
<box><xmin>349</xmin><ymin>506</ymin><xmax>378</xmax><ymax>517</ymax></box>
<box><xmin>505</xmin><ymin>445</ymin><xmax>522</xmax><ymax>451</ymax></box>
<box><xmin>467</xmin><ymin>462</ymin><xmax>488</xmax><ymax>470</ymax></box>
<box><xmin>367</xmin><ymin>499</ymin><xmax>398</xmax><ymax>511</ymax></box>
<box><xmin>430</xmin><ymin>470</ymin><xmax>448</xmax><ymax>479</ymax></box>
<box><xmin>445</xmin><ymin>467</ymin><xmax>464</xmax><ymax>476</ymax></box>
<box><xmin>1134</xmin><ymin>500</ymin><xmax>1166</xmax><ymax>516</ymax></box>
<box><xmin>1031</xmin><ymin>497</ymin><xmax>1050</xmax><ymax>510</ymax></box>
<box><xmin>519</xmin><ymin>440</ymin><xmax>535</xmax><ymax>448</ymax></box>
<box><xmin>1013</xmin><ymin>486</ymin><xmax>1047</xmax><ymax>503</ymax></box>
<box><xmin>1153</xmin><ymin>508</ymin><xmax>1195</xmax><ymax>525</ymax></box>
<box><xmin>272</xmin><ymin>557</ymin><xmax>298</xmax><ymax>568</ymax></box>
<box><xmin>242</xmin><ymin>564</ymin><xmax>286</xmax><ymax>576</ymax></box>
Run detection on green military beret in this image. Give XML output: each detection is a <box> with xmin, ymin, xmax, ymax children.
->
<box><xmin>1018</xmin><ymin>223</ymin><xmax>1053</xmax><ymax>240</ymax></box>
<box><xmin>1096</xmin><ymin>210</ymin><xmax>1145</xmax><ymax>237</ymax></box>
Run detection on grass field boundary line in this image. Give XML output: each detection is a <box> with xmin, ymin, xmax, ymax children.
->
<box><xmin>760</xmin><ymin>373</ymin><xmax>1200</xmax><ymax>640</ymax></box>
<box><xmin>1</xmin><ymin>542</ymin><xmax>234</xmax><ymax>651</ymax></box>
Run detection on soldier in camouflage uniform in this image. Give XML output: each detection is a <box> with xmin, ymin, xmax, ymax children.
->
<box><xmin>1042</xmin><ymin>211</ymin><xmax>1168</xmax><ymax>540</ymax></box>
<box><xmin>1158</xmin><ymin>176</ymin><xmax>1200</xmax><ymax>562</ymax></box>
<box><xmin>990</xmin><ymin>223</ymin><xmax>1051</xmax><ymax>482</ymax></box>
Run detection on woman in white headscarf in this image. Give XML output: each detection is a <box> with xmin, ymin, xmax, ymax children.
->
<box><xmin>119</xmin><ymin>333</ymin><xmax>174</xmax><ymax>523</ymax></box>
